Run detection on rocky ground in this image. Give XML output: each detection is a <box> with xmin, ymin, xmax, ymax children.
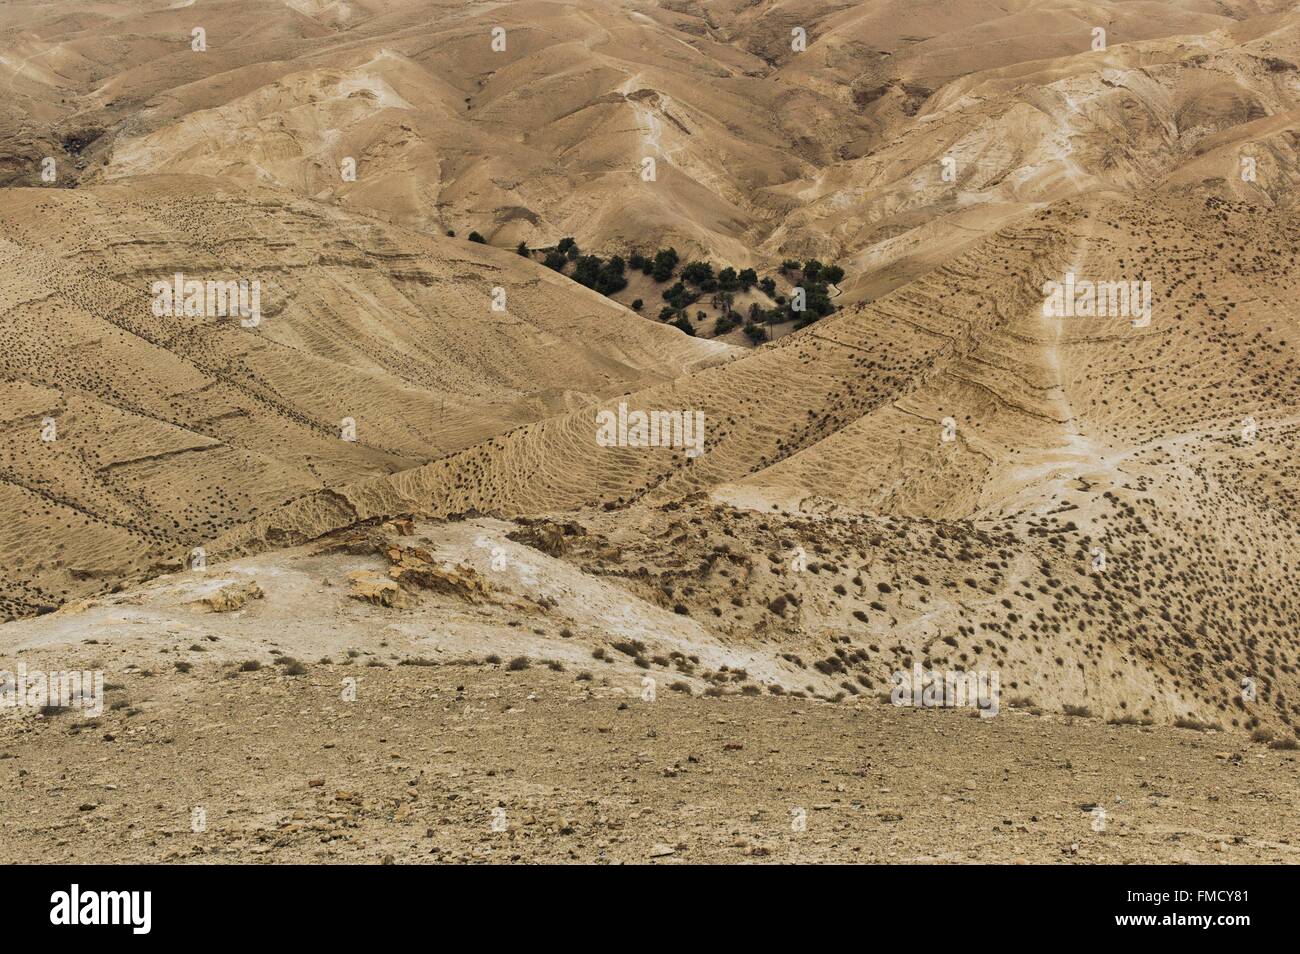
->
<box><xmin>2</xmin><ymin>512</ymin><xmax>1296</xmax><ymax>864</ymax></box>
<box><xmin>2</xmin><ymin>660</ymin><xmax>1296</xmax><ymax>864</ymax></box>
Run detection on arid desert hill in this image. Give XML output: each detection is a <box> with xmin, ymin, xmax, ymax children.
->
<box><xmin>0</xmin><ymin>0</ymin><xmax>1298</xmax><ymax>747</ymax></box>
<box><xmin>0</xmin><ymin>176</ymin><xmax>731</xmax><ymax>618</ymax></box>
<box><xmin>210</xmin><ymin>191</ymin><xmax>1300</xmax><ymax>526</ymax></box>
<box><xmin>4</xmin><ymin>0</ymin><xmax>1298</xmax><ymax>290</ymax></box>
<box><xmin>199</xmin><ymin>189</ymin><xmax>1300</xmax><ymax>735</ymax></box>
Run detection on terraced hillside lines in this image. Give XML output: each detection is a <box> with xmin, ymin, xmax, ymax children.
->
<box><xmin>206</xmin><ymin>205</ymin><xmax>1090</xmax><ymax>564</ymax></box>
<box><xmin>189</xmin><ymin>251</ymin><xmax>918</xmax><ymax>545</ymax></box>
<box><xmin>716</xmin><ymin>196</ymin><xmax>1299</xmax><ymax>737</ymax></box>
<box><xmin>0</xmin><ymin>179</ymin><xmax>733</xmax><ymax>619</ymax></box>
<box><xmin>960</xmin><ymin>216</ymin><xmax>1125</xmax><ymax>523</ymax></box>
<box><xmin>719</xmin><ymin>210</ymin><xmax>1088</xmax><ymax>516</ymax></box>
<box><xmin>192</xmin><ymin>188</ymin><xmax>1300</xmax><ymax>740</ymax></box>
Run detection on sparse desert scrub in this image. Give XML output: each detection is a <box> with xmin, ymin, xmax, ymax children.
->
<box><xmin>2</xmin><ymin>0</ymin><xmax>1299</xmax><ymax>873</ymax></box>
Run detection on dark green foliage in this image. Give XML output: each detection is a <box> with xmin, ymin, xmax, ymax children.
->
<box><xmin>572</xmin><ymin>254</ymin><xmax>602</xmax><ymax>286</ymax></box>
<box><xmin>791</xmin><ymin>279</ymin><xmax>835</xmax><ymax>328</ymax></box>
<box><xmin>567</xmin><ymin>253</ymin><xmax>630</xmax><ymax>295</ymax></box>
<box><xmin>804</xmin><ymin>283</ymin><xmax>834</xmax><ymax>316</ymax></box>
<box><xmin>541</xmin><ymin>242</ymin><xmax>845</xmax><ymax>342</ymax></box>
<box><xmin>662</xmin><ymin>280</ymin><xmax>698</xmax><ymax>310</ymax></box>
<box><xmin>681</xmin><ymin>261</ymin><xmax>714</xmax><ymax>285</ymax></box>
<box><xmin>651</xmin><ymin>247</ymin><xmax>679</xmax><ymax>282</ymax></box>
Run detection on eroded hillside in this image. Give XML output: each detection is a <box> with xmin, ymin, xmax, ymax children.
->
<box><xmin>0</xmin><ymin>177</ymin><xmax>731</xmax><ymax>617</ymax></box>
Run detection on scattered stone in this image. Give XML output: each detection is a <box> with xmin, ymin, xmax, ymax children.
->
<box><xmin>347</xmin><ymin>571</ymin><xmax>410</xmax><ymax>608</ymax></box>
<box><xmin>195</xmin><ymin>581</ymin><xmax>264</xmax><ymax>613</ymax></box>
<box><xmin>507</xmin><ymin>519</ymin><xmax>586</xmax><ymax>557</ymax></box>
<box><xmin>385</xmin><ymin>547</ymin><xmax>491</xmax><ymax>602</ymax></box>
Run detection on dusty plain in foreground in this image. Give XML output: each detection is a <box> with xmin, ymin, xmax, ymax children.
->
<box><xmin>3</xmin><ymin>654</ymin><xmax>1296</xmax><ymax>864</ymax></box>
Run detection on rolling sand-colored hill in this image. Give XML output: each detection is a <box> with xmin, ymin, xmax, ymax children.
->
<box><xmin>198</xmin><ymin>190</ymin><xmax>1300</xmax><ymax>734</ymax></box>
<box><xmin>2</xmin><ymin>0</ymin><xmax>1299</xmax><ymax>865</ymax></box>
<box><xmin>5</xmin><ymin>0</ymin><xmax>1297</xmax><ymax>288</ymax></box>
<box><xmin>0</xmin><ymin>176</ymin><xmax>731</xmax><ymax>617</ymax></box>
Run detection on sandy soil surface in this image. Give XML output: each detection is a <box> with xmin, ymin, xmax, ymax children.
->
<box><xmin>2</xmin><ymin>660</ymin><xmax>1296</xmax><ymax>864</ymax></box>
